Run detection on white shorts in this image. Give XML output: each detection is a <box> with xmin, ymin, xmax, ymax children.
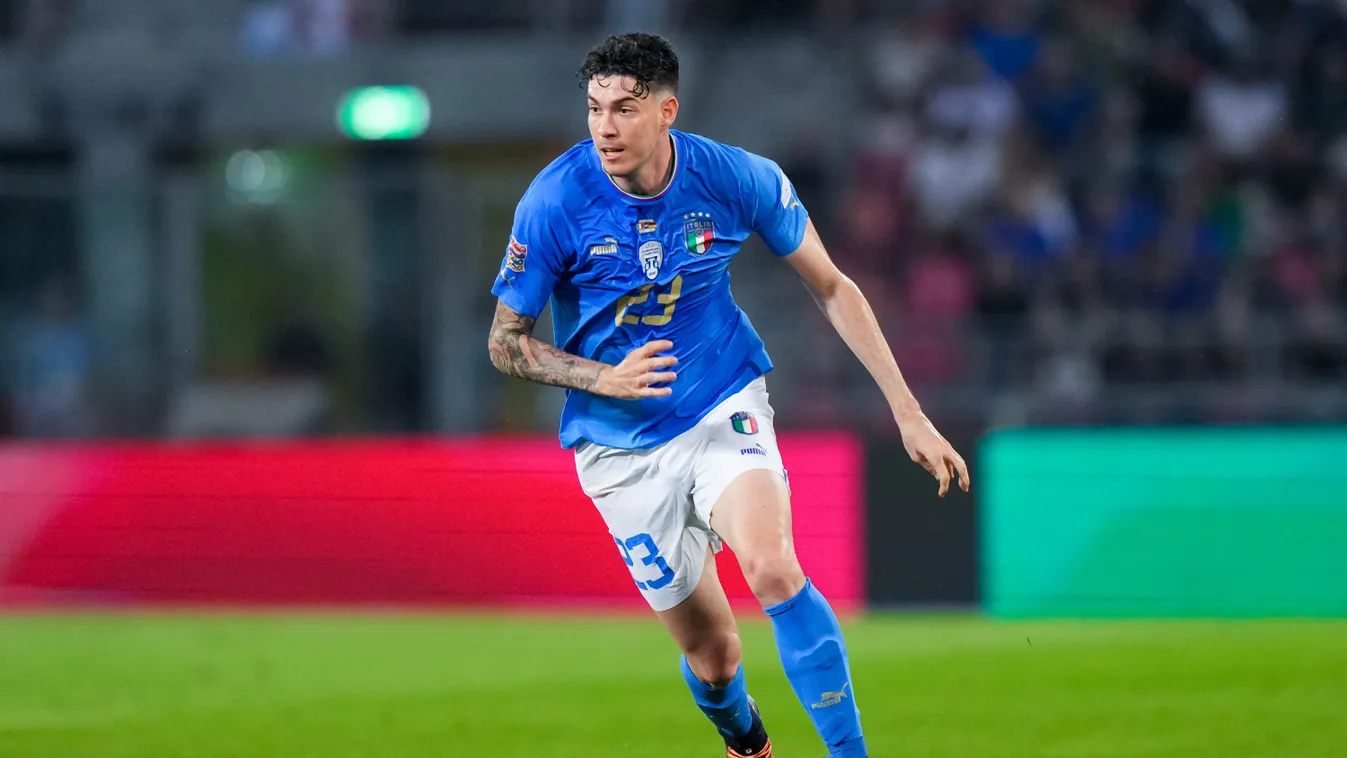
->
<box><xmin>574</xmin><ymin>376</ymin><xmax>787</xmax><ymax>612</ymax></box>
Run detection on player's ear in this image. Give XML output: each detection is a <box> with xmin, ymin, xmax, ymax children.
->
<box><xmin>660</xmin><ymin>93</ymin><xmax>679</xmax><ymax>130</ymax></box>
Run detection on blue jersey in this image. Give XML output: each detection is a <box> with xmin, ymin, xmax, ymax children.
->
<box><xmin>491</xmin><ymin>129</ymin><xmax>808</xmax><ymax>449</ymax></box>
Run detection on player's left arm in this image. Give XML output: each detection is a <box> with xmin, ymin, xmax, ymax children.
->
<box><xmin>784</xmin><ymin>221</ymin><xmax>970</xmax><ymax>495</ymax></box>
<box><xmin>741</xmin><ymin>150</ymin><xmax>968</xmax><ymax>494</ymax></box>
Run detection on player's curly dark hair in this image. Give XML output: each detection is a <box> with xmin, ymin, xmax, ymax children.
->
<box><xmin>577</xmin><ymin>33</ymin><xmax>679</xmax><ymax>98</ymax></box>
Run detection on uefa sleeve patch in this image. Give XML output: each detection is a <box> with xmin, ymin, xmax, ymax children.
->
<box><xmin>777</xmin><ymin>165</ymin><xmax>794</xmax><ymax>209</ymax></box>
<box><xmin>505</xmin><ymin>236</ymin><xmax>528</xmax><ymax>272</ymax></box>
<box><xmin>730</xmin><ymin>411</ymin><xmax>758</xmax><ymax>435</ymax></box>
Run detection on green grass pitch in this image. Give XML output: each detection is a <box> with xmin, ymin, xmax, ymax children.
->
<box><xmin>1</xmin><ymin>613</ymin><xmax>1343</xmax><ymax>757</ymax></box>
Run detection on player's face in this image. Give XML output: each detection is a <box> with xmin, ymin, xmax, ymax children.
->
<box><xmin>587</xmin><ymin>76</ymin><xmax>678</xmax><ymax>178</ymax></box>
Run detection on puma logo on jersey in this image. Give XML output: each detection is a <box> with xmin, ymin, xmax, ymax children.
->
<box><xmin>589</xmin><ymin>237</ymin><xmax>619</xmax><ymax>256</ymax></box>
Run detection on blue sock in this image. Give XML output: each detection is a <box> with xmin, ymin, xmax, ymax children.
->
<box><xmin>765</xmin><ymin>578</ymin><xmax>867</xmax><ymax>758</ymax></box>
<box><xmin>680</xmin><ymin>655</ymin><xmax>755</xmax><ymax>739</ymax></box>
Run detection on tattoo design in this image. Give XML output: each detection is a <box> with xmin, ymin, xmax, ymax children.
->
<box><xmin>488</xmin><ymin>300</ymin><xmax>603</xmax><ymax>392</ymax></box>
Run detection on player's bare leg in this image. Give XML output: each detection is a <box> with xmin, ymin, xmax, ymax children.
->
<box><xmin>658</xmin><ymin>548</ymin><xmax>774</xmax><ymax>757</ymax></box>
<box><xmin>712</xmin><ymin>470</ymin><xmax>867</xmax><ymax>758</ymax></box>
<box><xmin>657</xmin><ymin>548</ymin><xmax>740</xmax><ymax>683</ymax></box>
<box><xmin>709</xmin><ymin>471</ymin><xmax>806</xmax><ymax>605</ymax></box>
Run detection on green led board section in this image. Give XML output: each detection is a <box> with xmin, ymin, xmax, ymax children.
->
<box><xmin>337</xmin><ymin>86</ymin><xmax>430</xmax><ymax>140</ymax></box>
<box><xmin>981</xmin><ymin>428</ymin><xmax>1347</xmax><ymax>618</ymax></box>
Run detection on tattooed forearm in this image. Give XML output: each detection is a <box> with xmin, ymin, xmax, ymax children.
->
<box><xmin>488</xmin><ymin>300</ymin><xmax>607</xmax><ymax>393</ymax></box>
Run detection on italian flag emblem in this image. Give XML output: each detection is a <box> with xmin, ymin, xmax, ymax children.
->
<box><xmin>730</xmin><ymin>411</ymin><xmax>758</xmax><ymax>435</ymax></box>
<box><xmin>684</xmin><ymin>215</ymin><xmax>715</xmax><ymax>255</ymax></box>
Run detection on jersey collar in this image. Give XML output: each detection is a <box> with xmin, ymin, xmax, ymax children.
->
<box><xmin>603</xmin><ymin>132</ymin><xmax>679</xmax><ymax>202</ymax></box>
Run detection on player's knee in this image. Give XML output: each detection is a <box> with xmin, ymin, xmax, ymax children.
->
<box><xmin>740</xmin><ymin>554</ymin><xmax>806</xmax><ymax>607</ymax></box>
<box><xmin>684</xmin><ymin>632</ymin><xmax>743</xmax><ymax>687</ymax></box>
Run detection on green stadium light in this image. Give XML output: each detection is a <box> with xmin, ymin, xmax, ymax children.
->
<box><xmin>337</xmin><ymin>86</ymin><xmax>430</xmax><ymax>141</ymax></box>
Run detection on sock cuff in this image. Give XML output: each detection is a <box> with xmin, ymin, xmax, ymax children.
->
<box><xmin>763</xmin><ymin>577</ymin><xmax>813</xmax><ymax>617</ymax></box>
<box><xmin>681</xmin><ymin>654</ymin><xmax>745</xmax><ymax>692</ymax></box>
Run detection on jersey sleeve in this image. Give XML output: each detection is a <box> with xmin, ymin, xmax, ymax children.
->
<box><xmin>490</xmin><ymin>190</ymin><xmax>569</xmax><ymax>319</ymax></box>
<box><xmin>741</xmin><ymin>151</ymin><xmax>809</xmax><ymax>257</ymax></box>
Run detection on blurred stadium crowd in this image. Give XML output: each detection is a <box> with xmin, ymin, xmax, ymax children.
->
<box><xmin>832</xmin><ymin>0</ymin><xmax>1347</xmax><ymax>428</ymax></box>
<box><xmin>3</xmin><ymin>0</ymin><xmax>1347</xmax><ymax>439</ymax></box>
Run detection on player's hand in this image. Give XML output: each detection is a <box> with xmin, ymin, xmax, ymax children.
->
<box><xmin>896</xmin><ymin>408</ymin><xmax>970</xmax><ymax>497</ymax></box>
<box><xmin>595</xmin><ymin>340</ymin><xmax>678</xmax><ymax>399</ymax></box>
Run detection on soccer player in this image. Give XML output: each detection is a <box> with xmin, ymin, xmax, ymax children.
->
<box><xmin>488</xmin><ymin>33</ymin><xmax>970</xmax><ymax>758</ymax></box>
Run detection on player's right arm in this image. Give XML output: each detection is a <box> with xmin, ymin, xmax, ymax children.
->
<box><xmin>487</xmin><ymin>302</ymin><xmax>676</xmax><ymax>398</ymax></box>
<box><xmin>487</xmin><ymin>190</ymin><xmax>676</xmax><ymax>399</ymax></box>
